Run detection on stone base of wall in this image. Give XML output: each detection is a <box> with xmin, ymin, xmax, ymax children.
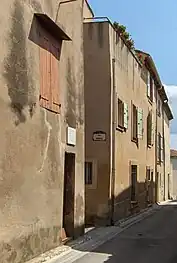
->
<box><xmin>86</xmin><ymin>193</ymin><xmax>155</xmax><ymax>227</ymax></box>
<box><xmin>1</xmin><ymin>226</ymin><xmax>62</xmax><ymax>263</ymax></box>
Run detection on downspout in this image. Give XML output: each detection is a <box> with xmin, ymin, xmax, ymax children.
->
<box><xmin>162</xmin><ymin>103</ymin><xmax>166</xmax><ymax>201</ymax></box>
<box><xmin>110</xmin><ymin>48</ymin><xmax>116</xmax><ymax>225</ymax></box>
<box><xmin>154</xmin><ymin>87</ymin><xmax>158</xmax><ymax>203</ymax></box>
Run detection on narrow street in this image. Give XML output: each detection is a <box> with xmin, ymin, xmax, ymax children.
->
<box><xmin>73</xmin><ymin>202</ymin><xmax>177</xmax><ymax>263</ymax></box>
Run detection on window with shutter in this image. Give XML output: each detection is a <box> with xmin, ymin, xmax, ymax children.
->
<box><xmin>151</xmin><ymin>113</ymin><xmax>154</xmax><ymax>145</ymax></box>
<box><xmin>39</xmin><ymin>26</ymin><xmax>61</xmax><ymax>114</ymax></box>
<box><xmin>137</xmin><ymin>108</ymin><xmax>143</xmax><ymax>139</ymax></box>
<box><xmin>123</xmin><ymin>102</ymin><xmax>128</xmax><ymax>129</ymax></box>
<box><xmin>147</xmin><ymin>71</ymin><xmax>154</xmax><ymax>102</ymax></box>
<box><xmin>132</xmin><ymin>104</ymin><xmax>138</xmax><ymax>141</ymax></box>
<box><xmin>157</xmin><ymin>133</ymin><xmax>161</xmax><ymax>163</ymax></box>
<box><xmin>147</xmin><ymin>111</ymin><xmax>152</xmax><ymax>146</ymax></box>
<box><xmin>161</xmin><ymin>135</ymin><xmax>164</xmax><ymax>163</ymax></box>
<box><xmin>147</xmin><ymin>71</ymin><xmax>151</xmax><ymax>98</ymax></box>
<box><xmin>117</xmin><ymin>99</ymin><xmax>124</xmax><ymax>128</ymax></box>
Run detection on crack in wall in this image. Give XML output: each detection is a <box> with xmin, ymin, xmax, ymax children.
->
<box><xmin>38</xmin><ymin>111</ymin><xmax>52</xmax><ymax>173</ymax></box>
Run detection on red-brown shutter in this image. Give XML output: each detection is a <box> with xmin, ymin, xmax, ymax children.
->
<box><xmin>39</xmin><ymin>33</ymin><xmax>51</xmax><ymax>110</ymax></box>
<box><xmin>50</xmin><ymin>41</ymin><xmax>60</xmax><ymax>113</ymax></box>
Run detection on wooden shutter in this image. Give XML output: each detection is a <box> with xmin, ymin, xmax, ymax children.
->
<box><xmin>39</xmin><ymin>34</ymin><xmax>51</xmax><ymax>110</ymax></box>
<box><xmin>137</xmin><ymin>108</ymin><xmax>143</xmax><ymax>139</ymax></box>
<box><xmin>147</xmin><ymin>111</ymin><xmax>152</xmax><ymax>146</ymax></box>
<box><xmin>147</xmin><ymin>71</ymin><xmax>151</xmax><ymax>97</ymax></box>
<box><xmin>50</xmin><ymin>41</ymin><xmax>60</xmax><ymax>113</ymax></box>
<box><xmin>39</xmin><ymin>27</ymin><xmax>60</xmax><ymax>114</ymax></box>
<box><xmin>151</xmin><ymin>113</ymin><xmax>154</xmax><ymax>145</ymax></box>
<box><xmin>123</xmin><ymin>103</ymin><xmax>128</xmax><ymax>129</ymax></box>
<box><xmin>132</xmin><ymin>104</ymin><xmax>138</xmax><ymax>140</ymax></box>
<box><xmin>161</xmin><ymin>135</ymin><xmax>164</xmax><ymax>162</ymax></box>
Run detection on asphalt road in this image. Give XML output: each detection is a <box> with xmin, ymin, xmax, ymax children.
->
<box><xmin>74</xmin><ymin>202</ymin><xmax>177</xmax><ymax>263</ymax></box>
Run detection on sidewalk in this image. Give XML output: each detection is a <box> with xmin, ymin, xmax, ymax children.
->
<box><xmin>27</xmin><ymin>202</ymin><xmax>166</xmax><ymax>263</ymax></box>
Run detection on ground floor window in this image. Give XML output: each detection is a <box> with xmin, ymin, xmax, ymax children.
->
<box><xmin>85</xmin><ymin>162</ymin><xmax>93</xmax><ymax>185</ymax></box>
<box><xmin>131</xmin><ymin>165</ymin><xmax>137</xmax><ymax>201</ymax></box>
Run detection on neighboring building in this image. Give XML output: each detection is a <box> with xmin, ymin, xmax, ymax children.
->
<box><xmin>84</xmin><ymin>18</ymin><xmax>172</xmax><ymax>226</ymax></box>
<box><xmin>136</xmin><ymin>51</ymin><xmax>173</xmax><ymax>202</ymax></box>
<box><xmin>171</xmin><ymin>149</ymin><xmax>177</xmax><ymax>199</ymax></box>
<box><xmin>0</xmin><ymin>1</ymin><xmax>85</xmax><ymax>262</ymax></box>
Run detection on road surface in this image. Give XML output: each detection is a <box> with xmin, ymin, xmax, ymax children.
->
<box><xmin>74</xmin><ymin>202</ymin><xmax>177</xmax><ymax>263</ymax></box>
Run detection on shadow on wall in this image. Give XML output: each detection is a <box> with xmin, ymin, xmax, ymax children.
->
<box><xmin>86</xmin><ymin>181</ymin><xmax>156</xmax><ymax>227</ymax></box>
<box><xmin>3</xmin><ymin>0</ymin><xmax>36</xmax><ymax>126</ymax></box>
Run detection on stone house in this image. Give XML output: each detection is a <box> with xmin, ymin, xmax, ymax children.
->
<box><xmin>136</xmin><ymin>51</ymin><xmax>173</xmax><ymax>202</ymax></box>
<box><xmin>84</xmin><ymin>17</ymin><xmax>172</xmax><ymax>226</ymax></box>
<box><xmin>0</xmin><ymin>0</ymin><xmax>85</xmax><ymax>262</ymax></box>
<box><xmin>170</xmin><ymin>149</ymin><xmax>177</xmax><ymax>199</ymax></box>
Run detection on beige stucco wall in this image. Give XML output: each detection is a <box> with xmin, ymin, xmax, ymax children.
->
<box><xmin>0</xmin><ymin>1</ymin><xmax>85</xmax><ymax>262</ymax></box>
<box><xmin>109</xmin><ymin>25</ymin><xmax>156</xmax><ymax>220</ymax></box>
<box><xmin>164</xmin><ymin>112</ymin><xmax>171</xmax><ymax>199</ymax></box>
<box><xmin>84</xmin><ymin>22</ymin><xmax>112</xmax><ymax>225</ymax></box>
<box><xmin>83</xmin><ymin>0</ymin><xmax>94</xmax><ymax>18</ymax></box>
<box><xmin>171</xmin><ymin>157</ymin><xmax>177</xmax><ymax>199</ymax></box>
<box><xmin>156</xmin><ymin>92</ymin><xmax>165</xmax><ymax>201</ymax></box>
<box><xmin>84</xmin><ymin>21</ymin><xmax>157</xmax><ymax>225</ymax></box>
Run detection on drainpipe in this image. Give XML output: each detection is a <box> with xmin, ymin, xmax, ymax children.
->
<box><xmin>162</xmin><ymin>103</ymin><xmax>166</xmax><ymax>201</ymax></box>
<box><xmin>155</xmin><ymin>87</ymin><xmax>158</xmax><ymax>203</ymax></box>
<box><xmin>110</xmin><ymin>57</ymin><xmax>116</xmax><ymax>225</ymax></box>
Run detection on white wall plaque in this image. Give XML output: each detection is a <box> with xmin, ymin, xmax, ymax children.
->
<box><xmin>67</xmin><ymin>127</ymin><xmax>76</xmax><ymax>146</ymax></box>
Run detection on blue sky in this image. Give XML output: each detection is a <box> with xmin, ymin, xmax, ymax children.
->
<box><xmin>88</xmin><ymin>0</ymin><xmax>177</xmax><ymax>149</ymax></box>
<box><xmin>88</xmin><ymin>0</ymin><xmax>177</xmax><ymax>85</ymax></box>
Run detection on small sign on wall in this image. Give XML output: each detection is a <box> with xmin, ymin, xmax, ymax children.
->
<box><xmin>93</xmin><ymin>131</ymin><xmax>106</xmax><ymax>141</ymax></box>
<box><xmin>67</xmin><ymin>127</ymin><xmax>76</xmax><ymax>146</ymax></box>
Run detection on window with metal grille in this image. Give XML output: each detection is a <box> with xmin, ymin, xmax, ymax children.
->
<box><xmin>85</xmin><ymin>162</ymin><xmax>93</xmax><ymax>185</ymax></box>
<box><xmin>131</xmin><ymin>165</ymin><xmax>137</xmax><ymax>201</ymax></box>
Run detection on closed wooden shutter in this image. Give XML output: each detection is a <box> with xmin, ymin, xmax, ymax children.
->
<box><xmin>39</xmin><ymin>26</ymin><xmax>60</xmax><ymax>114</ymax></box>
<box><xmin>39</xmin><ymin>34</ymin><xmax>51</xmax><ymax>110</ymax></box>
<box><xmin>123</xmin><ymin>103</ymin><xmax>128</xmax><ymax>129</ymax></box>
<box><xmin>137</xmin><ymin>108</ymin><xmax>143</xmax><ymax>139</ymax></box>
<box><xmin>51</xmin><ymin>41</ymin><xmax>60</xmax><ymax>113</ymax></box>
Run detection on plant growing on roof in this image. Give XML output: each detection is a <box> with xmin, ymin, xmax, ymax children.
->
<box><xmin>113</xmin><ymin>21</ymin><xmax>135</xmax><ymax>50</ymax></box>
<box><xmin>127</xmin><ymin>38</ymin><xmax>134</xmax><ymax>49</ymax></box>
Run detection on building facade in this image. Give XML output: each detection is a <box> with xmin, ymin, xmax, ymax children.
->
<box><xmin>136</xmin><ymin>51</ymin><xmax>173</xmax><ymax>202</ymax></box>
<box><xmin>170</xmin><ymin>149</ymin><xmax>177</xmax><ymax>199</ymax></box>
<box><xmin>84</xmin><ymin>18</ymin><xmax>172</xmax><ymax>226</ymax></box>
<box><xmin>0</xmin><ymin>1</ymin><xmax>85</xmax><ymax>262</ymax></box>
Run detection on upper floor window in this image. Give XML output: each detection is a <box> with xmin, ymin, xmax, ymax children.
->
<box><xmin>147</xmin><ymin>71</ymin><xmax>154</xmax><ymax>102</ymax></box>
<box><xmin>157</xmin><ymin>133</ymin><xmax>164</xmax><ymax>163</ymax></box>
<box><xmin>39</xmin><ymin>25</ymin><xmax>61</xmax><ymax>113</ymax></box>
<box><xmin>147</xmin><ymin>110</ymin><xmax>154</xmax><ymax>147</ymax></box>
<box><xmin>132</xmin><ymin>104</ymin><xmax>143</xmax><ymax>141</ymax></box>
<box><xmin>117</xmin><ymin>99</ymin><xmax>128</xmax><ymax>131</ymax></box>
<box><xmin>157</xmin><ymin>99</ymin><xmax>161</xmax><ymax>117</ymax></box>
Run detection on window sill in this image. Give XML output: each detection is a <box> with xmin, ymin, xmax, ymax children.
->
<box><xmin>147</xmin><ymin>144</ymin><xmax>152</xmax><ymax>148</ymax></box>
<box><xmin>147</xmin><ymin>96</ymin><xmax>153</xmax><ymax>105</ymax></box>
<box><xmin>116</xmin><ymin>126</ymin><xmax>125</xmax><ymax>133</ymax></box>
<box><xmin>132</xmin><ymin>138</ymin><xmax>138</xmax><ymax>144</ymax></box>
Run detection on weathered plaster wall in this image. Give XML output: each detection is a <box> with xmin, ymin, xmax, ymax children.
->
<box><xmin>84</xmin><ymin>22</ymin><xmax>111</xmax><ymax>225</ymax></box>
<box><xmin>109</xmin><ymin>25</ymin><xmax>156</xmax><ymax>220</ymax></box>
<box><xmin>0</xmin><ymin>0</ymin><xmax>85</xmax><ymax>262</ymax></box>
<box><xmin>156</xmin><ymin>92</ymin><xmax>165</xmax><ymax>202</ymax></box>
